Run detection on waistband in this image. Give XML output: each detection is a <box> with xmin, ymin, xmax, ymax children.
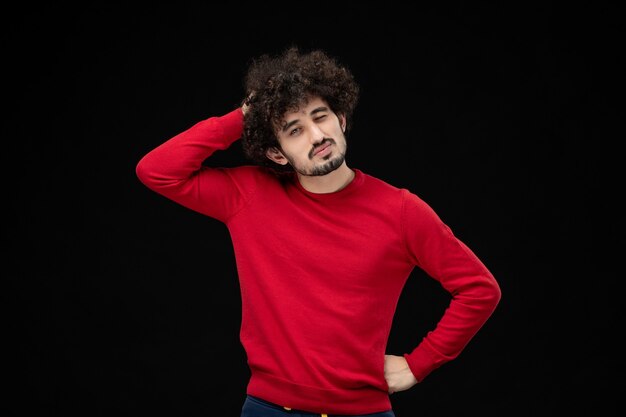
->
<box><xmin>247</xmin><ymin>370</ymin><xmax>392</xmax><ymax>415</ymax></box>
<box><xmin>246</xmin><ymin>395</ymin><xmax>394</xmax><ymax>417</ymax></box>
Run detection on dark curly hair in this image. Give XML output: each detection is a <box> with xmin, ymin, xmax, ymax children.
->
<box><xmin>241</xmin><ymin>46</ymin><xmax>360</xmax><ymax>174</ymax></box>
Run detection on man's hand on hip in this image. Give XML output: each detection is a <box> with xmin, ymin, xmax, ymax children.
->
<box><xmin>384</xmin><ymin>354</ymin><xmax>418</xmax><ymax>394</ymax></box>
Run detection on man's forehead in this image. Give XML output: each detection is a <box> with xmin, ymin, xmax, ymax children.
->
<box><xmin>284</xmin><ymin>97</ymin><xmax>328</xmax><ymax>118</ymax></box>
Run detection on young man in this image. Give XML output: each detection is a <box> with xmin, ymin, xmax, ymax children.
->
<box><xmin>136</xmin><ymin>47</ymin><xmax>501</xmax><ymax>416</ymax></box>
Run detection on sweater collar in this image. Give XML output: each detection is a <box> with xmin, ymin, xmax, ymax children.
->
<box><xmin>291</xmin><ymin>168</ymin><xmax>364</xmax><ymax>201</ymax></box>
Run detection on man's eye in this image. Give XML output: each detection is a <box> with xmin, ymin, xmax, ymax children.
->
<box><xmin>316</xmin><ymin>115</ymin><xmax>327</xmax><ymax>121</ymax></box>
<box><xmin>290</xmin><ymin>128</ymin><xmax>301</xmax><ymax>136</ymax></box>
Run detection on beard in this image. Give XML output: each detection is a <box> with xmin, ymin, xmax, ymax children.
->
<box><xmin>303</xmin><ymin>151</ymin><xmax>346</xmax><ymax>176</ymax></box>
<box><xmin>283</xmin><ymin>138</ymin><xmax>347</xmax><ymax>176</ymax></box>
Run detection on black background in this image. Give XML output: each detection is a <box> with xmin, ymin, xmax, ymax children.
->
<box><xmin>4</xmin><ymin>3</ymin><xmax>621</xmax><ymax>417</ymax></box>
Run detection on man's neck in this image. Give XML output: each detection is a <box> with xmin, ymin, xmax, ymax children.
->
<box><xmin>297</xmin><ymin>163</ymin><xmax>355</xmax><ymax>194</ymax></box>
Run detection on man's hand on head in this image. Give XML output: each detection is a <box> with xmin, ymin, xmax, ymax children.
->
<box><xmin>242</xmin><ymin>92</ymin><xmax>254</xmax><ymax>115</ymax></box>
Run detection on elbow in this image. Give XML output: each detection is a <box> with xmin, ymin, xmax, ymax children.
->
<box><xmin>463</xmin><ymin>272</ymin><xmax>501</xmax><ymax>313</ymax></box>
<box><xmin>135</xmin><ymin>155</ymin><xmax>157</xmax><ymax>189</ymax></box>
<box><xmin>451</xmin><ymin>272</ymin><xmax>502</xmax><ymax>314</ymax></box>
<box><xmin>483</xmin><ymin>273</ymin><xmax>502</xmax><ymax>311</ymax></box>
<box><xmin>135</xmin><ymin>158</ymin><xmax>149</xmax><ymax>185</ymax></box>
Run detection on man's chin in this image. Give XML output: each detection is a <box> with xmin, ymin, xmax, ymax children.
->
<box><xmin>301</xmin><ymin>155</ymin><xmax>345</xmax><ymax>177</ymax></box>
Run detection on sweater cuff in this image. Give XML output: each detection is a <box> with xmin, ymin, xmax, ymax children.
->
<box><xmin>217</xmin><ymin>107</ymin><xmax>244</xmax><ymax>141</ymax></box>
<box><xmin>403</xmin><ymin>341</ymin><xmax>449</xmax><ymax>382</ymax></box>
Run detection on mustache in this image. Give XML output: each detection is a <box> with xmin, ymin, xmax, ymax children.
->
<box><xmin>310</xmin><ymin>138</ymin><xmax>335</xmax><ymax>158</ymax></box>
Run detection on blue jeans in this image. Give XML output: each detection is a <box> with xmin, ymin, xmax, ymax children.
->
<box><xmin>240</xmin><ymin>394</ymin><xmax>396</xmax><ymax>417</ymax></box>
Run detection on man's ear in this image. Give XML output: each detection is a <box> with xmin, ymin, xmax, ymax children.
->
<box><xmin>339</xmin><ymin>113</ymin><xmax>346</xmax><ymax>132</ymax></box>
<box><xmin>265</xmin><ymin>147</ymin><xmax>289</xmax><ymax>165</ymax></box>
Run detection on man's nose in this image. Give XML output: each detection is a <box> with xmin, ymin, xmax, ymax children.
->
<box><xmin>309</xmin><ymin>123</ymin><xmax>325</xmax><ymax>144</ymax></box>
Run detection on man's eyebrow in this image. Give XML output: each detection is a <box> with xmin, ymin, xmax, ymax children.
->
<box><xmin>281</xmin><ymin>119</ymin><xmax>299</xmax><ymax>133</ymax></box>
<box><xmin>310</xmin><ymin>106</ymin><xmax>329</xmax><ymax>115</ymax></box>
<box><xmin>281</xmin><ymin>107</ymin><xmax>330</xmax><ymax>132</ymax></box>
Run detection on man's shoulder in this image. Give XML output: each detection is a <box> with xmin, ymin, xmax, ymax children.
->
<box><xmin>219</xmin><ymin>164</ymin><xmax>281</xmax><ymax>176</ymax></box>
<box><xmin>360</xmin><ymin>170</ymin><xmax>430</xmax><ymax>206</ymax></box>
<box><xmin>217</xmin><ymin>165</ymin><xmax>291</xmax><ymax>185</ymax></box>
<box><xmin>360</xmin><ymin>170</ymin><xmax>408</xmax><ymax>195</ymax></box>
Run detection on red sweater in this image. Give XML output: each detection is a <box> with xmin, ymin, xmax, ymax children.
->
<box><xmin>136</xmin><ymin>108</ymin><xmax>501</xmax><ymax>414</ymax></box>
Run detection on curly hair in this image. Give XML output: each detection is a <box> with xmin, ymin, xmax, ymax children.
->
<box><xmin>241</xmin><ymin>46</ymin><xmax>360</xmax><ymax>174</ymax></box>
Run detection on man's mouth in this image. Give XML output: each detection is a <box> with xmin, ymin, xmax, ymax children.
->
<box><xmin>314</xmin><ymin>142</ymin><xmax>332</xmax><ymax>156</ymax></box>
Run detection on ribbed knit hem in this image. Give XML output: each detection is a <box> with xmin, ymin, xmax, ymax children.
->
<box><xmin>246</xmin><ymin>370</ymin><xmax>392</xmax><ymax>415</ymax></box>
<box><xmin>403</xmin><ymin>339</ymin><xmax>449</xmax><ymax>382</ymax></box>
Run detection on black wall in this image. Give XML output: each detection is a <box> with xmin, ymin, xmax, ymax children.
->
<box><xmin>4</xmin><ymin>4</ymin><xmax>620</xmax><ymax>416</ymax></box>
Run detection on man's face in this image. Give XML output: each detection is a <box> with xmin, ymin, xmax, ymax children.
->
<box><xmin>266</xmin><ymin>96</ymin><xmax>347</xmax><ymax>176</ymax></box>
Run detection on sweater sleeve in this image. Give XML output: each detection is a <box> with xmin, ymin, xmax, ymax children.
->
<box><xmin>135</xmin><ymin>108</ymin><xmax>255</xmax><ymax>223</ymax></box>
<box><xmin>400</xmin><ymin>189</ymin><xmax>501</xmax><ymax>382</ymax></box>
